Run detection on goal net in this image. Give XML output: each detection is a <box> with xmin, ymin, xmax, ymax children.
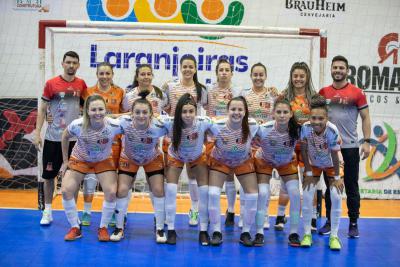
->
<box><xmin>37</xmin><ymin>20</ymin><xmax>327</xmax><ymax>199</ymax></box>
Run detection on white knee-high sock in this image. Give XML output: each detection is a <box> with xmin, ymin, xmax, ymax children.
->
<box><xmin>126</xmin><ymin>189</ymin><xmax>133</xmax><ymax>215</ymax></box>
<box><xmin>208</xmin><ymin>186</ymin><xmax>222</xmax><ymax>233</ymax></box>
<box><xmin>243</xmin><ymin>192</ymin><xmax>258</xmax><ymax>233</ymax></box>
<box><xmin>63</xmin><ymin>198</ymin><xmax>79</xmax><ymax>228</ymax></box>
<box><xmin>115</xmin><ymin>196</ymin><xmax>129</xmax><ymax>229</ymax></box>
<box><xmin>302</xmin><ymin>184</ymin><xmax>316</xmax><ymax>235</ymax></box>
<box><xmin>165</xmin><ymin>183</ymin><xmax>177</xmax><ymax>230</ymax></box>
<box><xmin>256</xmin><ymin>184</ymin><xmax>270</xmax><ymax>234</ymax></box>
<box><xmin>330</xmin><ymin>187</ymin><xmax>342</xmax><ymax>237</ymax></box>
<box><xmin>189</xmin><ymin>179</ymin><xmax>199</xmax><ymax>211</ymax></box>
<box><xmin>100</xmin><ymin>200</ymin><xmax>116</xmax><ymax>228</ymax></box>
<box><xmin>239</xmin><ymin>185</ymin><xmax>245</xmax><ymax>221</ymax></box>
<box><xmin>198</xmin><ymin>185</ymin><xmax>209</xmax><ymax>231</ymax></box>
<box><xmin>286</xmin><ymin>180</ymin><xmax>301</xmax><ymax>234</ymax></box>
<box><xmin>153</xmin><ymin>196</ymin><xmax>165</xmax><ymax>230</ymax></box>
<box><xmin>225</xmin><ymin>181</ymin><xmax>236</xmax><ymax>213</ymax></box>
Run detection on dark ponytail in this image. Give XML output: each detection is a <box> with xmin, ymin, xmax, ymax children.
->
<box><xmin>180</xmin><ymin>55</ymin><xmax>206</xmax><ymax>103</ymax></box>
<box><xmin>131</xmin><ymin>64</ymin><xmax>164</xmax><ymax>100</ymax></box>
<box><xmin>131</xmin><ymin>90</ymin><xmax>153</xmax><ymax>116</ymax></box>
<box><xmin>172</xmin><ymin>93</ymin><xmax>197</xmax><ymax>151</ymax></box>
<box><xmin>273</xmin><ymin>96</ymin><xmax>299</xmax><ymax>141</ymax></box>
<box><xmin>227</xmin><ymin>96</ymin><xmax>250</xmax><ymax>143</ymax></box>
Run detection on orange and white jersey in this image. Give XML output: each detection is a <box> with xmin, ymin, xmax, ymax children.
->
<box><xmin>67</xmin><ymin>117</ymin><xmax>122</xmax><ymax>162</ymax></box>
<box><xmin>82</xmin><ymin>84</ymin><xmax>125</xmax><ymax>115</ymax></box>
<box><xmin>209</xmin><ymin>118</ymin><xmax>259</xmax><ymax>167</ymax></box>
<box><xmin>119</xmin><ymin>115</ymin><xmax>168</xmax><ymax>165</ymax></box>
<box><xmin>122</xmin><ymin>86</ymin><xmax>168</xmax><ymax>116</ymax></box>
<box><xmin>164</xmin><ymin>80</ymin><xmax>207</xmax><ymax>116</ymax></box>
<box><xmin>255</xmin><ymin>120</ymin><xmax>297</xmax><ymax>167</ymax></box>
<box><xmin>240</xmin><ymin>87</ymin><xmax>278</xmax><ymax>123</ymax></box>
<box><xmin>163</xmin><ymin>116</ymin><xmax>213</xmax><ymax>163</ymax></box>
<box><xmin>300</xmin><ymin>121</ymin><xmax>341</xmax><ymax>169</ymax></box>
<box><xmin>206</xmin><ymin>83</ymin><xmax>241</xmax><ymax>117</ymax></box>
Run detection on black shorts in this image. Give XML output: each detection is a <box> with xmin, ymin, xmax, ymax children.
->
<box><xmin>41</xmin><ymin>140</ymin><xmax>75</xmax><ymax>180</ymax></box>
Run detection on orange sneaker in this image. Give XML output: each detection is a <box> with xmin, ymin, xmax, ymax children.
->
<box><xmin>98</xmin><ymin>227</ymin><xmax>110</xmax><ymax>242</ymax></box>
<box><xmin>64</xmin><ymin>227</ymin><xmax>82</xmax><ymax>241</ymax></box>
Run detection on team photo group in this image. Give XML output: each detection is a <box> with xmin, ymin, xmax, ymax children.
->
<box><xmin>34</xmin><ymin>50</ymin><xmax>371</xmax><ymax>251</ymax></box>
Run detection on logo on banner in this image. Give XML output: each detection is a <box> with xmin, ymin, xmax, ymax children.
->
<box><xmin>86</xmin><ymin>0</ymin><xmax>244</xmax><ymax>38</ymax></box>
<box><xmin>378</xmin><ymin>33</ymin><xmax>399</xmax><ymax>64</ymax></box>
<box><xmin>13</xmin><ymin>0</ymin><xmax>49</xmax><ymax>12</ymax></box>
<box><xmin>363</xmin><ymin>122</ymin><xmax>400</xmax><ymax>181</ymax></box>
<box><xmin>285</xmin><ymin>0</ymin><xmax>346</xmax><ymax>18</ymax></box>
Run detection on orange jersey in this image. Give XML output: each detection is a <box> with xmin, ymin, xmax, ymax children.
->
<box><xmin>82</xmin><ymin>84</ymin><xmax>125</xmax><ymax>115</ymax></box>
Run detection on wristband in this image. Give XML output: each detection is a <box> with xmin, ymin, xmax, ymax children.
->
<box><xmin>363</xmin><ymin>138</ymin><xmax>371</xmax><ymax>144</ymax></box>
<box><xmin>306</xmin><ymin>171</ymin><xmax>313</xmax><ymax>177</ymax></box>
<box><xmin>334</xmin><ymin>175</ymin><xmax>340</xmax><ymax>180</ymax></box>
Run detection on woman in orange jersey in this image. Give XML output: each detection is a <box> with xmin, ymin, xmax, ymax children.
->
<box><xmin>60</xmin><ymin>95</ymin><xmax>122</xmax><ymax>242</ymax></box>
<box><xmin>80</xmin><ymin>62</ymin><xmax>125</xmax><ymax>226</ymax></box>
<box><xmin>274</xmin><ymin>62</ymin><xmax>317</xmax><ymax>232</ymax></box>
<box><xmin>206</xmin><ymin>58</ymin><xmax>241</xmax><ymax>227</ymax></box>
<box><xmin>163</xmin><ymin>55</ymin><xmax>208</xmax><ymax>227</ymax></box>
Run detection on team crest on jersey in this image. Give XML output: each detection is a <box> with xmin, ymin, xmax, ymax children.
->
<box><xmin>236</xmin><ymin>137</ymin><xmax>244</xmax><ymax>144</ymax></box>
<box><xmin>186</xmin><ymin>132</ymin><xmax>198</xmax><ymax>141</ymax></box>
<box><xmin>141</xmin><ymin>137</ymin><xmax>153</xmax><ymax>144</ymax></box>
<box><xmin>97</xmin><ymin>138</ymin><xmax>109</xmax><ymax>144</ymax></box>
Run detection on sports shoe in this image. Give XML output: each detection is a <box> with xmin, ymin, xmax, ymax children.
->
<box><xmin>348</xmin><ymin>223</ymin><xmax>359</xmax><ymax>238</ymax></box>
<box><xmin>64</xmin><ymin>227</ymin><xmax>82</xmax><ymax>241</ymax></box>
<box><xmin>253</xmin><ymin>233</ymin><xmax>264</xmax><ymax>247</ymax></box>
<box><xmin>199</xmin><ymin>231</ymin><xmax>210</xmax><ymax>246</ymax></box>
<box><xmin>156</xmin><ymin>229</ymin><xmax>167</xmax><ymax>244</ymax></box>
<box><xmin>210</xmin><ymin>231</ymin><xmax>223</xmax><ymax>246</ymax></box>
<box><xmin>240</xmin><ymin>232</ymin><xmax>253</xmax><ymax>247</ymax></box>
<box><xmin>81</xmin><ymin>212</ymin><xmax>91</xmax><ymax>226</ymax></box>
<box><xmin>98</xmin><ymin>227</ymin><xmax>110</xmax><ymax>242</ymax></box>
<box><xmin>110</xmin><ymin>228</ymin><xmax>124</xmax><ymax>242</ymax></box>
<box><xmin>225</xmin><ymin>210</ymin><xmax>235</xmax><ymax>226</ymax></box>
<box><xmin>288</xmin><ymin>233</ymin><xmax>301</xmax><ymax>247</ymax></box>
<box><xmin>264</xmin><ymin>215</ymin><xmax>270</xmax><ymax>229</ymax></box>
<box><xmin>318</xmin><ymin>221</ymin><xmax>331</xmax><ymax>235</ymax></box>
<box><xmin>238</xmin><ymin>217</ymin><xmax>243</xmax><ymax>228</ymax></box>
<box><xmin>329</xmin><ymin>236</ymin><xmax>342</xmax><ymax>250</ymax></box>
<box><xmin>108</xmin><ymin>213</ymin><xmax>116</xmax><ymax>227</ymax></box>
<box><xmin>40</xmin><ymin>210</ymin><xmax>53</xmax><ymax>225</ymax></box>
<box><xmin>188</xmin><ymin>209</ymin><xmax>199</xmax><ymax>226</ymax></box>
<box><xmin>311</xmin><ymin>218</ymin><xmax>317</xmax><ymax>233</ymax></box>
<box><xmin>300</xmin><ymin>234</ymin><xmax>312</xmax><ymax>248</ymax></box>
<box><xmin>166</xmin><ymin>230</ymin><xmax>177</xmax><ymax>245</ymax></box>
<box><xmin>274</xmin><ymin>215</ymin><xmax>287</xmax><ymax>231</ymax></box>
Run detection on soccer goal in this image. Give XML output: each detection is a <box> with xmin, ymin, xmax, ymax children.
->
<box><xmin>37</xmin><ymin>20</ymin><xmax>327</xmax><ymax>200</ymax></box>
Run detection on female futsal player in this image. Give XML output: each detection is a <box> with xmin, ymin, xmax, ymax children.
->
<box><xmin>60</xmin><ymin>95</ymin><xmax>122</xmax><ymax>241</ymax></box>
<box><xmin>110</xmin><ymin>91</ymin><xmax>168</xmax><ymax>244</ymax></box>
<box><xmin>207</xmin><ymin>96</ymin><xmax>259</xmax><ymax>247</ymax></box>
<box><xmin>253</xmin><ymin>97</ymin><xmax>301</xmax><ymax>247</ymax></box>
<box><xmin>300</xmin><ymin>94</ymin><xmax>344</xmax><ymax>250</ymax></box>
<box><xmin>164</xmin><ymin>93</ymin><xmax>213</xmax><ymax>245</ymax></box>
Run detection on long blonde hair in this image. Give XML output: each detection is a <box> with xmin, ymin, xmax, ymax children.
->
<box><xmin>82</xmin><ymin>95</ymin><xmax>106</xmax><ymax>131</ymax></box>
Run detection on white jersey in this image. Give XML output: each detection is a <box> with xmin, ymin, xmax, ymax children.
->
<box><xmin>119</xmin><ymin>115</ymin><xmax>168</xmax><ymax>165</ymax></box>
<box><xmin>209</xmin><ymin>118</ymin><xmax>259</xmax><ymax>167</ymax></box>
<box><xmin>67</xmin><ymin>117</ymin><xmax>122</xmax><ymax>162</ymax></box>
<box><xmin>256</xmin><ymin>120</ymin><xmax>297</xmax><ymax>167</ymax></box>
<box><xmin>122</xmin><ymin>86</ymin><xmax>168</xmax><ymax>116</ymax></box>
<box><xmin>163</xmin><ymin>116</ymin><xmax>213</xmax><ymax>162</ymax></box>
<box><xmin>300</xmin><ymin>121</ymin><xmax>341</xmax><ymax>169</ymax></box>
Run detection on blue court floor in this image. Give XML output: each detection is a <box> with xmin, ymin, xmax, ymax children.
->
<box><xmin>0</xmin><ymin>208</ymin><xmax>399</xmax><ymax>267</ymax></box>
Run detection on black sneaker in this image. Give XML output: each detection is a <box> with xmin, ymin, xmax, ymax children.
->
<box><xmin>348</xmin><ymin>223</ymin><xmax>359</xmax><ymax>238</ymax></box>
<box><xmin>225</xmin><ymin>210</ymin><xmax>235</xmax><ymax>227</ymax></box>
<box><xmin>311</xmin><ymin>218</ymin><xmax>317</xmax><ymax>233</ymax></box>
<box><xmin>274</xmin><ymin>215</ymin><xmax>287</xmax><ymax>231</ymax></box>
<box><xmin>288</xmin><ymin>233</ymin><xmax>301</xmax><ymax>247</ymax></box>
<box><xmin>199</xmin><ymin>231</ymin><xmax>210</xmax><ymax>246</ymax></box>
<box><xmin>253</xmin><ymin>233</ymin><xmax>264</xmax><ymax>247</ymax></box>
<box><xmin>318</xmin><ymin>221</ymin><xmax>331</xmax><ymax>235</ymax></box>
<box><xmin>210</xmin><ymin>231</ymin><xmax>223</xmax><ymax>246</ymax></box>
<box><xmin>166</xmin><ymin>230</ymin><xmax>177</xmax><ymax>245</ymax></box>
<box><xmin>239</xmin><ymin>232</ymin><xmax>253</xmax><ymax>247</ymax></box>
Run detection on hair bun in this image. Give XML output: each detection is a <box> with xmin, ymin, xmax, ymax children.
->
<box><xmin>138</xmin><ymin>90</ymin><xmax>150</xmax><ymax>99</ymax></box>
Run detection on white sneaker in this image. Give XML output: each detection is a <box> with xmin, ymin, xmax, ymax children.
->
<box><xmin>238</xmin><ymin>217</ymin><xmax>243</xmax><ymax>228</ymax></box>
<box><xmin>156</xmin><ymin>229</ymin><xmax>167</xmax><ymax>244</ymax></box>
<box><xmin>264</xmin><ymin>215</ymin><xmax>270</xmax><ymax>229</ymax></box>
<box><xmin>110</xmin><ymin>228</ymin><xmax>124</xmax><ymax>242</ymax></box>
<box><xmin>40</xmin><ymin>210</ymin><xmax>53</xmax><ymax>225</ymax></box>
